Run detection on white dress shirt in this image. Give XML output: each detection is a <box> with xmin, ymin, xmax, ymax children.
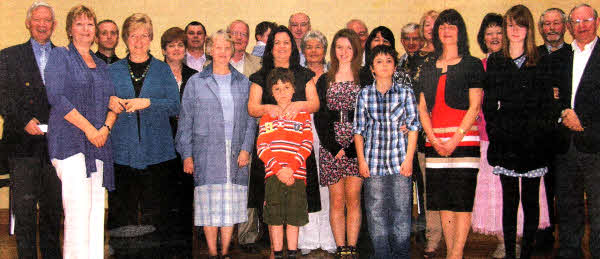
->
<box><xmin>571</xmin><ymin>37</ymin><xmax>598</xmax><ymax>107</ymax></box>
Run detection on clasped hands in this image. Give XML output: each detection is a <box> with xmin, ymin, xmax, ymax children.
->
<box><xmin>276</xmin><ymin>167</ymin><xmax>295</xmax><ymax>186</ymax></box>
<box><xmin>85</xmin><ymin>125</ymin><xmax>110</xmax><ymax>148</ymax></box>
<box><xmin>430</xmin><ymin>136</ymin><xmax>459</xmax><ymax>157</ymax></box>
<box><xmin>109</xmin><ymin>96</ymin><xmax>150</xmax><ymax>114</ymax></box>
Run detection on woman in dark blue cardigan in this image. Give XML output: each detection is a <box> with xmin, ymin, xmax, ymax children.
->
<box><xmin>45</xmin><ymin>5</ymin><xmax>116</xmax><ymax>258</ymax></box>
<box><xmin>106</xmin><ymin>13</ymin><xmax>180</xmax><ymax>238</ymax></box>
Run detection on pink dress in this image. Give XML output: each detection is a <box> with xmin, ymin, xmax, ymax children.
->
<box><xmin>471</xmin><ymin>57</ymin><xmax>550</xmax><ymax>236</ymax></box>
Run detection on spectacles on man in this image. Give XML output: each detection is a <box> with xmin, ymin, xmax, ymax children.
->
<box><xmin>570</xmin><ymin>17</ymin><xmax>595</xmax><ymax>26</ymax></box>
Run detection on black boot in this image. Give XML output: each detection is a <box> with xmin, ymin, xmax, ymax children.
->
<box><xmin>287</xmin><ymin>249</ymin><xmax>298</xmax><ymax>258</ymax></box>
<box><xmin>274</xmin><ymin>250</ymin><xmax>284</xmax><ymax>259</ymax></box>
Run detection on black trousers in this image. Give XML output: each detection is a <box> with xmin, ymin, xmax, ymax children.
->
<box><xmin>499</xmin><ymin>174</ymin><xmax>540</xmax><ymax>259</ymax></box>
<box><xmin>107</xmin><ymin>162</ymin><xmax>170</xmax><ymax>232</ymax></box>
<box><xmin>555</xmin><ymin>142</ymin><xmax>600</xmax><ymax>259</ymax></box>
<box><xmin>10</xmin><ymin>155</ymin><xmax>62</xmax><ymax>259</ymax></box>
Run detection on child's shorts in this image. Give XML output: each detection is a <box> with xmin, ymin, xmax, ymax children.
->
<box><xmin>263</xmin><ymin>176</ymin><xmax>308</xmax><ymax>226</ymax></box>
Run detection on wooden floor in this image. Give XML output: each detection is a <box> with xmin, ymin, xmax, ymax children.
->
<box><xmin>0</xmin><ymin>223</ymin><xmax>587</xmax><ymax>259</ymax></box>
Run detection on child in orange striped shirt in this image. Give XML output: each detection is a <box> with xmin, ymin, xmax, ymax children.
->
<box><xmin>256</xmin><ymin>68</ymin><xmax>313</xmax><ymax>259</ymax></box>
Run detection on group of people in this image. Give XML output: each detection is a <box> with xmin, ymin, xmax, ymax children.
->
<box><xmin>1</xmin><ymin>1</ymin><xmax>599</xmax><ymax>259</ymax></box>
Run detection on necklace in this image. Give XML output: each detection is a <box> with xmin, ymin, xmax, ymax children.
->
<box><xmin>128</xmin><ymin>61</ymin><xmax>150</xmax><ymax>82</ymax></box>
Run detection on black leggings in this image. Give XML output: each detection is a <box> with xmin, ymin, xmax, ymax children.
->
<box><xmin>499</xmin><ymin>175</ymin><xmax>541</xmax><ymax>259</ymax></box>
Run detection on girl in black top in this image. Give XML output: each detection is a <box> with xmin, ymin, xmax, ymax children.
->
<box><xmin>483</xmin><ymin>5</ymin><xmax>553</xmax><ymax>259</ymax></box>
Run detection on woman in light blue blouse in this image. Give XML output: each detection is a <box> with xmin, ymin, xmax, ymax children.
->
<box><xmin>176</xmin><ymin>30</ymin><xmax>256</xmax><ymax>259</ymax></box>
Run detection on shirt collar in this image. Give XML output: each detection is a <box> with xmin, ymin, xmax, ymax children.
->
<box><xmin>30</xmin><ymin>38</ymin><xmax>51</xmax><ymax>51</ymax></box>
<box><xmin>545</xmin><ymin>42</ymin><xmax>565</xmax><ymax>53</ymax></box>
<box><xmin>257</xmin><ymin>41</ymin><xmax>266</xmax><ymax>46</ymax></box>
<box><xmin>186</xmin><ymin>51</ymin><xmax>206</xmax><ymax>61</ymax></box>
<box><xmin>572</xmin><ymin>37</ymin><xmax>598</xmax><ymax>53</ymax></box>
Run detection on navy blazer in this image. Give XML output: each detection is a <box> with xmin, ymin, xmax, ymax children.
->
<box><xmin>0</xmin><ymin>40</ymin><xmax>53</xmax><ymax>157</ymax></box>
<box><xmin>109</xmin><ymin>57</ymin><xmax>180</xmax><ymax>169</ymax></box>
<box><xmin>176</xmin><ymin>64</ymin><xmax>256</xmax><ymax>186</ymax></box>
<box><xmin>542</xmin><ymin>37</ymin><xmax>600</xmax><ymax>154</ymax></box>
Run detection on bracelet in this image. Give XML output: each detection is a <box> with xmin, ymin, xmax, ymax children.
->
<box><xmin>103</xmin><ymin>124</ymin><xmax>111</xmax><ymax>133</ymax></box>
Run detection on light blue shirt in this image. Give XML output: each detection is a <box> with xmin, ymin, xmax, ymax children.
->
<box><xmin>30</xmin><ymin>38</ymin><xmax>51</xmax><ymax>83</ymax></box>
<box><xmin>214</xmin><ymin>73</ymin><xmax>234</xmax><ymax>140</ymax></box>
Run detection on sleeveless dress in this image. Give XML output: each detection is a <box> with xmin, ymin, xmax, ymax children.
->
<box><xmin>424</xmin><ymin>74</ymin><xmax>480</xmax><ymax>212</ymax></box>
<box><xmin>319</xmin><ymin>81</ymin><xmax>361</xmax><ymax>186</ymax></box>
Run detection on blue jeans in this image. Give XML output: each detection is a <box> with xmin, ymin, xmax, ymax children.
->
<box><xmin>364</xmin><ymin>173</ymin><xmax>412</xmax><ymax>259</ymax></box>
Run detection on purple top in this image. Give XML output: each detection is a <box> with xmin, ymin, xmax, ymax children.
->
<box><xmin>44</xmin><ymin>43</ymin><xmax>115</xmax><ymax>191</ymax></box>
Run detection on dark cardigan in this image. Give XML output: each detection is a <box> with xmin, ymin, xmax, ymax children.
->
<box><xmin>483</xmin><ymin>52</ymin><xmax>554</xmax><ymax>172</ymax></box>
<box><xmin>314</xmin><ymin>74</ymin><xmax>358</xmax><ymax>158</ymax></box>
<box><xmin>417</xmin><ymin>55</ymin><xmax>484</xmax><ymax>112</ymax></box>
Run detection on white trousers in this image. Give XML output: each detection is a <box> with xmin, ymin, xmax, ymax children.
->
<box><xmin>53</xmin><ymin>153</ymin><xmax>105</xmax><ymax>259</ymax></box>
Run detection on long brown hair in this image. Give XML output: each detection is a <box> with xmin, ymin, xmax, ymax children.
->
<box><xmin>327</xmin><ymin>29</ymin><xmax>362</xmax><ymax>84</ymax></box>
<box><xmin>502</xmin><ymin>5</ymin><xmax>538</xmax><ymax>67</ymax></box>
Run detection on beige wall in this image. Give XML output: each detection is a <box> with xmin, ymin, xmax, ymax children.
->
<box><xmin>0</xmin><ymin>0</ymin><xmax>598</xmax><ymax>209</ymax></box>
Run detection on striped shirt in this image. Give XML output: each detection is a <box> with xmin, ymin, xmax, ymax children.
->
<box><xmin>256</xmin><ymin>112</ymin><xmax>313</xmax><ymax>182</ymax></box>
<box><xmin>353</xmin><ymin>80</ymin><xmax>421</xmax><ymax>176</ymax></box>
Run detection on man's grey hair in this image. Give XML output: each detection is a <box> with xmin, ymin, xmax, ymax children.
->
<box><xmin>26</xmin><ymin>1</ymin><xmax>55</xmax><ymax>22</ymax></box>
<box><xmin>539</xmin><ymin>8</ymin><xmax>567</xmax><ymax>27</ymax></box>
<box><xmin>300</xmin><ymin>30</ymin><xmax>327</xmax><ymax>64</ymax></box>
<box><xmin>346</xmin><ymin>19</ymin><xmax>368</xmax><ymax>31</ymax></box>
<box><xmin>401</xmin><ymin>23</ymin><xmax>420</xmax><ymax>37</ymax></box>
<box><xmin>568</xmin><ymin>3</ymin><xmax>598</xmax><ymax>21</ymax></box>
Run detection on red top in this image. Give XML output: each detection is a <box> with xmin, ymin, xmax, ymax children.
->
<box><xmin>426</xmin><ymin>74</ymin><xmax>480</xmax><ymax>147</ymax></box>
<box><xmin>256</xmin><ymin>112</ymin><xmax>313</xmax><ymax>182</ymax></box>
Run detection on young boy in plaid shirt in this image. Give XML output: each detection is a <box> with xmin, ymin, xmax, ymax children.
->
<box><xmin>353</xmin><ymin>45</ymin><xmax>421</xmax><ymax>258</ymax></box>
<box><xmin>256</xmin><ymin>68</ymin><xmax>313</xmax><ymax>259</ymax></box>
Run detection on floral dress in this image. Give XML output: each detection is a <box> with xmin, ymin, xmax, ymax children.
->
<box><xmin>318</xmin><ymin>81</ymin><xmax>361</xmax><ymax>186</ymax></box>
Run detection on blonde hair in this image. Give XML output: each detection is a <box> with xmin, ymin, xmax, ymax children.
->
<box><xmin>65</xmin><ymin>5</ymin><xmax>96</xmax><ymax>42</ymax></box>
<box><xmin>419</xmin><ymin>10</ymin><xmax>439</xmax><ymax>40</ymax></box>
<box><xmin>122</xmin><ymin>13</ymin><xmax>153</xmax><ymax>45</ymax></box>
<box><xmin>205</xmin><ymin>29</ymin><xmax>235</xmax><ymax>57</ymax></box>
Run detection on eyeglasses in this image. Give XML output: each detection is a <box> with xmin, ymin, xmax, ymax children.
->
<box><xmin>129</xmin><ymin>34</ymin><xmax>150</xmax><ymax>40</ymax></box>
<box><xmin>570</xmin><ymin>17</ymin><xmax>595</xmax><ymax>26</ymax></box>
<box><xmin>229</xmin><ymin>31</ymin><xmax>248</xmax><ymax>37</ymax></box>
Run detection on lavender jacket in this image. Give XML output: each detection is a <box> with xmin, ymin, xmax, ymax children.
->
<box><xmin>176</xmin><ymin>64</ymin><xmax>256</xmax><ymax>186</ymax></box>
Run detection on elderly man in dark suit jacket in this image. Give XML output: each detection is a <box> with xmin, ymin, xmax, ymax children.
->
<box><xmin>0</xmin><ymin>2</ymin><xmax>62</xmax><ymax>258</ymax></box>
<box><xmin>542</xmin><ymin>4</ymin><xmax>600</xmax><ymax>259</ymax></box>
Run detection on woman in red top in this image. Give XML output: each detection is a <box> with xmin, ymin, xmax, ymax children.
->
<box><xmin>417</xmin><ymin>9</ymin><xmax>484</xmax><ymax>259</ymax></box>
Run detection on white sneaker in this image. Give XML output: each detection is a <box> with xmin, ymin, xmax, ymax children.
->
<box><xmin>300</xmin><ymin>249</ymin><xmax>312</xmax><ymax>255</ymax></box>
<box><xmin>492</xmin><ymin>243</ymin><xmax>505</xmax><ymax>258</ymax></box>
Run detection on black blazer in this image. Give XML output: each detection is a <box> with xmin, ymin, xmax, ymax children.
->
<box><xmin>541</xmin><ymin>37</ymin><xmax>600</xmax><ymax>154</ymax></box>
<box><xmin>0</xmin><ymin>40</ymin><xmax>54</xmax><ymax>157</ymax></box>
<box><xmin>483</xmin><ymin>52</ymin><xmax>554</xmax><ymax>172</ymax></box>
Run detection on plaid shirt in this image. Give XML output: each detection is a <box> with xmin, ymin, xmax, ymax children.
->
<box><xmin>353</xmin><ymin>80</ymin><xmax>421</xmax><ymax>176</ymax></box>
